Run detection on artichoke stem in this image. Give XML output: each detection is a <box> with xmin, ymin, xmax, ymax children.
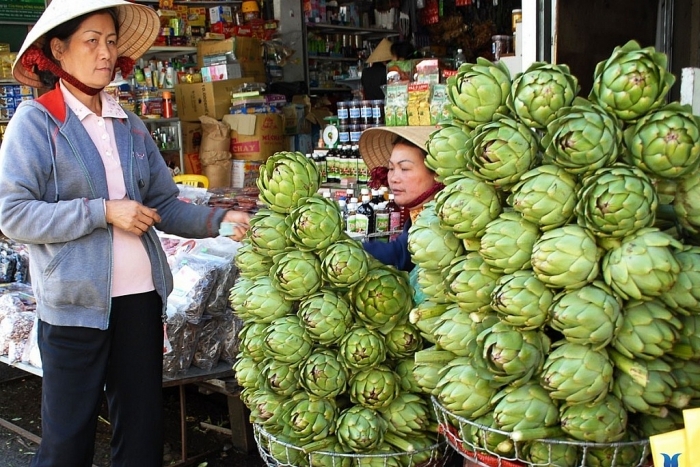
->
<box><xmin>609</xmin><ymin>349</ymin><xmax>649</xmax><ymax>387</ymax></box>
<box><xmin>301</xmin><ymin>436</ymin><xmax>336</xmax><ymax>454</ymax></box>
<box><xmin>510</xmin><ymin>426</ymin><xmax>563</xmax><ymax>442</ymax></box>
<box><xmin>383</xmin><ymin>431</ymin><xmax>416</xmax><ymax>452</ymax></box>
<box><xmin>414</xmin><ymin>348</ymin><xmax>455</xmax><ymax>364</ymax></box>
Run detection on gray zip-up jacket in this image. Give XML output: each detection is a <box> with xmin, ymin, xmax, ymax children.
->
<box><xmin>0</xmin><ymin>89</ymin><xmax>228</xmax><ymax>330</ymax></box>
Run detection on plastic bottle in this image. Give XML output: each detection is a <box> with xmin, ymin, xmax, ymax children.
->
<box><xmin>161</xmin><ymin>91</ymin><xmax>173</xmax><ymax>118</ymax></box>
<box><xmin>338</xmin><ymin>199</ymin><xmax>348</xmax><ymax>230</ymax></box>
<box><xmin>374</xmin><ymin>203</ymin><xmax>389</xmax><ymax>243</ymax></box>
<box><xmin>356</xmin><ymin>194</ymin><xmax>375</xmax><ymax>238</ymax></box>
<box><xmin>386</xmin><ymin>193</ymin><xmax>403</xmax><ymax>241</ymax></box>
<box><xmin>346</xmin><ymin>201</ymin><xmax>358</xmax><ymax>234</ymax></box>
<box><xmin>327</xmin><ymin>146</ymin><xmax>337</xmax><ymax>183</ymax></box>
<box><xmin>455</xmin><ymin>48</ymin><xmax>467</xmax><ymax>70</ymax></box>
<box><xmin>345</xmin><ymin>188</ymin><xmax>355</xmax><ymax>202</ymax></box>
<box><xmin>350</xmin><ymin>144</ymin><xmax>361</xmax><ymax>182</ymax></box>
<box><xmin>316</xmin><ymin>151</ymin><xmax>327</xmax><ymax>183</ymax></box>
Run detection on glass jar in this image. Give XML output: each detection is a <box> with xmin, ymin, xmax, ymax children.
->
<box><xmin>349</xmin><ymin>124</ymin><xmax>362</xmax><ymax>144</ymax></box>
<box><xmin>360</xmin><ymin>100</ymin><xmax>372</xmax><ymax>124</ymax></box>
<box><xmin>348</xmin><ymin>100</ymin><xmax>361</xmax><ymax>125</ymax></box>
<box><xmin>337</xmin><ymin>101</ymin><xmax>349</xmax><ymax>124</ymax></box>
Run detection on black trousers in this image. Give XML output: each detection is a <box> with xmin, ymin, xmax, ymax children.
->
<box><xmin>31</xmin><ymin>291</ymin><xmax>164</xmax><ymax>467</ymax></box>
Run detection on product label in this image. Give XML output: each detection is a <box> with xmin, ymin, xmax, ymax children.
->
<box><xmin>354</xmin><ymin>213</ymin><xmax>369</xmax><ymax>236</ymax></box>
<box><xmin>346</xmin><ymin>213</ymin><xmax>357</xmax><ymax>234</ymax></box>
<box><xmin>338</xmin><ymin>107</ymin><xmax>349</xmax><ymax>120</ymax></box>
<box><xmin>389</xmin><ymin>211</ymin><xmax>402</xmax><ymax>240</ymax></box>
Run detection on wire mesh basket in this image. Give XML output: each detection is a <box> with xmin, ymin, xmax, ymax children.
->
<box><xmin>254</xmin><ymin>423</ymin><xmax>453</xmax><ymax>467</ymax></box>
<box><xmin>431</xmin><ymin>396</ymin><xmax>652</xmax><ymax>467</ymax></box>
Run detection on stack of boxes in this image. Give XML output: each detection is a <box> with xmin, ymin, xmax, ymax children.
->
<box><xmin>0</xmin><ymin>84</ymin><xmax>35</xmax><ymax>145</ymax></box>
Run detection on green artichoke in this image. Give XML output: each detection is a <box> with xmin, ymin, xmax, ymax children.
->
<box><xmin>262</xmin><ymin>356</ymin><xmax>301</xmax><ymax>396</ymax></box>
<box><xmin>247</xmin><ymin>388</ymin><xmax>288</xmax><ymax>428</ymax></box>
<box><xmin>479</xmin><ymin>211</ymin><xmax>540</xmax><ymax>273</ymax></box>
<box><xmin>634</xmin><ymin>410</ymin><xmax>685</xmax><ymax>438</ymax></box>
<box><xmin>289</xmin><ymin>195</ymin><xmax>343</xmax><ymax>251</ymax></box>
<box><xmin>433</xmin><ymin>305</ymin><xmax>498</xmax><ymax>358</ymax></box>
<box><xmin>393</xmin><ymin>358</ymin><xmax>422</xmax><ymax>394</ymax></box>
<box><xmin>434</xmin><ymin>174</ymin><xmax>502</xmax><ymax>239</ymax></box>
<box><xmin>661</xmin><ymin>246</ymin><xmax>700</xmax><ymax>314</ymax></box>
<box><xmin>444</xmin><ymin>253</ymin><xmax>501</xmax><ymax>313</ymax></box>
<box><xmin>297</xmin><ymin>289</ymin><xmax>354</xmax><ymax>346</ymax></box>
<box><xmin>435</xmin><ymin>357</ymin><xmax>498</xmax><ymax>419</ymax></box>
<box><xmin>351</xmin><ymin>265</ymin><xmax>412</xmax><ymax>333</ymax></box>
<box><xmin>531</xmin><ymin>225</ymin><xmax>600</xmax><ymax>289</ymax></box>
<box><xmin>602</xmin><ymin>227</ymin><xmax>682</xmax><ymax>300</ymax></box>
<box><xmin>542</xmin><ymin>98</ymin><xmax>623</xmax><ymax>175</ymax></box>
<box><xmin>589</xmin><ymin>40</ymin><xmax>675</xmax><ymax>122</ymax></box>
<box><xmin>559</xmin><ymin>394</ymin><xmax>627</xmax><ymax>443</ymax></box>
<box><xmin>247</xmin><ymin>209</ymin><xmax>291</xmax><ymax>258</ymax></box>
<box><xmin>446</xmin><ymin>57</ymin><xmax>512</xmax><ymax>128</ymax></box>
<box><xmin>464</xmin><ymin>115</ymin><xmax>539</xmax><ymax>190</ymax></box>
<box><xmin>425</xmin><ymin>124</ymin><xmax>470</xmax><ymax>182</ymax></box>
<box><xmin>415</xmin><ymin>266</ymin><xmax>448</xmax><ymax>303</ymax></box>
<box><xmin>407</xmin><ymin>202</ymin><xmax>465</xmax><ymax>270</ymax></box>
<box><xmin>507</xmin><ymin>62</ymin><xmax>580</xmax><ymax>129</ymax></box>
<box><xmin>235</xmin><ymin>241</ymin><xmax>273</xmax><ymax>278</ymax></box>
<box><xmin>548</xmin><ymin>281</ymin><xmax>623</xmax><ymax>350</ymax></box>
<box><xmin>412</xmin><ymin>347</ymin><xmax>455</xmax><ymax>396</ymax></box>
<box><xmin>335</xmin><ymin>405</ymin><xmax>387</xmax><ymax>452</ymax></box>
<box><xmin>611</xmin><ymin>354</ymin><xmax>681</xmax><ymax>417</ymax></box>
<box><xmin>541</xmin><ymin>342</ymin><xmax>614</xmax><ymax>404</ymax></box>
<box><xmin>263</xmin><ymin>315</ymin><xmax>313</xmax><ymax>365</ymax></box>
<box><xmin>257</xmin><ymin>150</ymin><xmax>321</xmax><ymax>213</ymax></box>
<box><xmin>477</xmin><ymin>321</ymin><xmax>551</xmax><ymax>387</ymax></box>
<box><xmin>575</xmin><ymin>164</ymin><xmax>658</xmax><ymax>238</ymax></box>
<box><xmin>525</xmin><ymin>439</ymin><xmax>580</xmax><ymax>467</ymax></box>
<box><xmin>623</xmin><ymin>102</ymin><xmax>700</xmax><ymax>179</ymax></box>
<box><xmin>338</xmin><ymin>326</ymin><xmax>387</xmax><ymax>371</ymax></box>
<box><xmin>270</xmin><ymin>249</ymin><xmax>323</xmax><ymax>300</ymax></box>
<box><xmin>613</xmin><ymin>299</ymin><xmax>681</xmax><ymax>360</ymax></box>
<box><xmin>378</xmin><ymin>393</ymin><xmax>432</xmax><ymax>435</ymax></box>
<box><xmin>238</xmin><ymin>322</ymin><xmax>268</xmax><ymax>362</ymax></box>
<box><xmin>674</xmin><ymin>171</ymin><xmax>700</xmax><ymax>234</ymax></box>
<box><xmin>384</xmin><ymin>321</ymin><xmax>423</xmax><ymax>359</ymax></box>
<box><xmin>409</xmin><ymin>299</ymin><xmax>448</xmax><ymax>343</ymax></box>
<box><xmin>492</xmin><ymin>382</ymin><xmax>560</xmax><ymax>432</ymax></box>
<box><xmin>230</xmin><ymin>275</ymin><xmax>292</xmax><ymax>324</ymax></box>
<box><xmin>300</xmin><ymin>348</ymin><xmax>348</xmax><ymax>399</ymax></box>
<box><xmin>465</xmin><ymin>412</ymin><xmax>514</xmax><ymax>457</ymax></box>
<box><xmin>264</xmin><ymin>432</ymin><xmax>307</xmax><ymax>465</ymax></box>
<box><xmin>349</xmin><ymin>365</ymin><xmax>400</xmax><ymax>410</ymax></box>
<box><xmin>233</xmin><ymin>356</ymin><xmax>262</xmax><ymax>392</ymax></box>
<box><xmin>669</xmin><ymin>314</ymin><xmax>700</xmax><ymax>361</ymax></box>
<box><xmin>507</xmin><ymin>165</ymin><xmax>579</xmax><ymax>230</ymax></box>
<box><xmin>491</xmin><ymin>270</ymin><xmax>554</xmax><ymax>330</ymax></box>
<box><xmin>320</xmin><ymin>238</ymin><xmax>370</xmax><ymax>289</ymax></box>
<box><xmin>282</xmin><ymin>392</ymin><xmax>337</xmax><ymax>444</ymax></box>
<box><xmin>584</xmin><ymin>433</ymin><xmax>647</xmax><ymax>467</ymax></box>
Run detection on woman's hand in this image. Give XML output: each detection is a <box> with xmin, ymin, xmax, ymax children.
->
<box><xmin>105</xmin><ymin>199</ymin><xmax>161</xmax><ymax>236</ymax></box>
<box><xmin>222</xmin><ymin>210</ymin><xmax>250</xmax><ymax>241</ymax></box>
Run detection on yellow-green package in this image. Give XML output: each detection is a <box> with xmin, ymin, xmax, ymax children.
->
<box><xmin>683</xmin><ymin>407</ymin><xmax>700</xmax><ymax>466</ymax></box>
<box><xmin>650</xmin><ymin>429</ymin><xmax>687</xmax><ymax>467</ymax></box>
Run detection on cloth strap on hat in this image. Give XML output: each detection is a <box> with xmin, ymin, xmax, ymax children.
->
<box><xmin>403</xmin><ymin>181</ymin><xmax>444</xmax><ymax>209</ymax></box>
<box><xmin>21</xmin><ymin>45</ymin><xmax>134</xmax><ymax>96</ymax></box>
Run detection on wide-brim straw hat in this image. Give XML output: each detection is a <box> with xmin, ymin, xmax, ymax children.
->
<box><xmin>366</xmin><ymin>38</ymin><xmax>393</xmax><ymax>65</ymax></box>
<box><xmin>359</xmin><ymin>125</ymin><xmax>437</xmax><ymax>171</ymax></box>
<box><xmin>13</xmin><ymin>0</ymin><xmax>160</xmax><ymax>88</ymax></box>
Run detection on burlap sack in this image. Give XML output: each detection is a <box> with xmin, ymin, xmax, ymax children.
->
<box><xmin>199</xmin><ymin>116</ymin><xmax>232</xmax><ymax>188</ymax></box>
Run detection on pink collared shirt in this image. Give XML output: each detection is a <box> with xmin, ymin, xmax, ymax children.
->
<box><xmin>60</xmin><ymin>82</ymin><xmax>155</xmax><ymax>297</ymax></box>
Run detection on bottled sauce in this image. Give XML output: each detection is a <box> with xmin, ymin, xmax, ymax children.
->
<box><xmin>351</xmin><ymin>144</ymin><xmax>361</xmax><ymax>182</ymax></box>
<box><xmin>337</xmin><ymin>199</ymin><xmax>348</xmax><ymax>230</ymax></box>
<box><xmin>322</xmin><ymin>190</ymin><xmax>332</xmax><ymax>200</ymax></box>
<box><xmin>346</xmin><ymin>201</ymin><xmax>358</xmax><ymax>234</ymax></box>
<box><xmin>455</xmin><ymin>48</ymin><xmax>467</xmax><ymax>70</ymax></box>
<box><xmin>386</xmin><ymin>193</ymin><xmax>403</xmax><ymax>241</ymax></box>
<box><xmin>327</xmin><ymin>147</ymin><xmax>338</xmax><ymax>183</ymax></box>
<box><xmin>374</xmin><ymin>203</ymin><xmax>389</xmax><ymax>242</ymax></box>
<box><xmin>356</xmin><ymin>194</ymin><xmax>375</xmax><ymax>237</ymax></box>
<box><xmin>316</xmin><ymin>151</ymin><xmax>327</xmax><ymax>183</ymax></box>
<box><xmin>381</xmin><ymin>186</ymin><xmax>389</xmax><ymax>201</ymax></box>
<box><xmin>337</xmin><ymin>101</ymin><xmax>349</xmax><ymax>125</ymax></box>
<box><xmin>371</xmin><ymin>189</ymin><xmax>383</xmax><ymax>208</ymax></box>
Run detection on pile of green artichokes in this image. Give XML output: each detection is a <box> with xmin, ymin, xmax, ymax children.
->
<box><xmin>231</xmin><ymin>151</ymin><xmax>444</xmax><ymax>466</ymax></box>
<box><xmin>417</xmin><ymin>40</ymin><xmax>700</xmax><ymax>467</ymax></box>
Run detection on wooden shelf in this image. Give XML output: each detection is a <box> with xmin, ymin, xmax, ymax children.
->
<box><xmin>306</xmin><ymin>23</ymin><xmax>400</xmax><ymax>37</ymax></box>
<box><xmin>309</xmin><ymin>55</ymin><xmax>361</xmax><ymax>63</ymax></box>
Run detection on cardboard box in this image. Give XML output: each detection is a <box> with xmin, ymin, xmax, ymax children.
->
<box><xmin>198</xmin><ymin>37</ymin><xmax>266</xmax><ymax>83</ymax></box>
<box><xmin>223</xmin><ymin>113</ymin><xmax>286</xmax><ymax>161</ymax></box>
<box><xmin>181</xmin><ymin>122</ymin><xmax>203</xmax><ymax>154</ymax></box>
<box><xmin>175</xmin><ymin>77</ymin><xmax>252</xmax><ymax>121</ymax></box>
<box><xmin>183</xmin><ymin>152</ymin><xmax>202</xmax><ymax>175</ymax></box>
<box><xmin>201</xmin><ymin>63</ymin><xmax>242</xmax><ymax>82</ymax></box>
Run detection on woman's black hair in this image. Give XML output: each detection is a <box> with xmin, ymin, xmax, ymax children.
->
<box><xmin>390</xmin><ymin>41</ymin><xmax>416</xmax><ymax>60</ymax></box>
<box><xmin>37</xmin><ymin>8</ymin><xmax>119</xmax><ymax>88</ymax></box>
